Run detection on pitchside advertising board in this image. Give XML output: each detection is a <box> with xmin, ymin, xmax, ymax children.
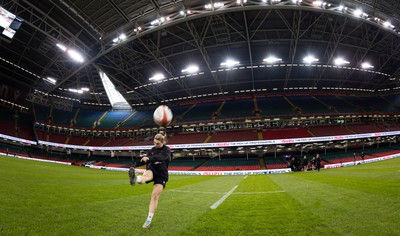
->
<box><xmin>3</xmin><ymin>150</ymin><xmax>398</xmax><ymax>175</ymax></box>
<box><xmin>35</xmin><ymin>130</ymin><xmax>400</xmax><ymax>151</ymax></box>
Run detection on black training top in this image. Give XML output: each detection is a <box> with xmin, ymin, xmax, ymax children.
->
<box><xmin>146</xmin><ymin>145</ymin><xmax>171</xmax><ymax>178</ymax></box>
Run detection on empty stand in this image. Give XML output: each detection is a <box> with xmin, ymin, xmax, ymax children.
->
<box><xmin>209</xmin><ymin>129</ymin><xmax>258</xmax><ymax>142</ymax></box>
<box><xmin>262</xmin><ymin>128</ymin><xmax>313</xmax><ymax>140</ymax></box>
<box><xmin>258</xmin><ymin>96</ymin><xmax>295</xmax><ymax>116</ymax></box>
<box><xmin>308</xmin><ymin>125</ymin><xmax>353</xmax><ymax>136</ymax></box>
<box><xmin>218</xmin><ymin>99</ymin><xmax>255</xmax><ymax>119</ymax></box>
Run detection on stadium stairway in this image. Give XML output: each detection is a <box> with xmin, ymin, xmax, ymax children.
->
<box><xmin>211</xmin><ymin>101</ymin><xmax>225</xmax><ymax>120</ymax></box>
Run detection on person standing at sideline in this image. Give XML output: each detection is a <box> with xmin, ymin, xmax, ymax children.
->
<box><xmin>361</xmin><ymin>151</ymin><xmax>365</xmax><ymax>161</ymax></box>
<box><xmin>302</xmin><ymin>156</ymin><xmax>308</xmax><ymax>172</ymax></box>
<box><xmin>316</xmin><ymin>154</ymin><xmax>321</xmax><ymax>172</ymax></box>
<box><xmin>128</xmin><ymin>131</ymin><xmax>171</xmax><ymax>229</ymax></box>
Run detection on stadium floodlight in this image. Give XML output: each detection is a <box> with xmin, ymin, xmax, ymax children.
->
<box><xmin>81</xmin><ymin>87</ymin><xmax>89</xmax><ymax>91</ymax></box>
<box><xmin>44</xmin><ymin>77</ymin><xmax>56</xmax><ymax>85</ymax></box>
<box><xmin>221</xmin><ymin>59</ymin><xmax>239</xmax><ymax>67</ymax></box>
<box><xmin>263</xmin><ymin>56</ymin><xmax>282</xmax><ymax>63</ymax></box>
<box><xmin>338</xmin><ymin>5</ymin><xmax>347</xmax><ymax>12</ymax></box>
<box><xmin>68</xmin><ymin>88</ymin><xmax>83</xmax><ymax>94</ymax></box>
<box><xmin>353</xmin><ymin>9</ymin><xmax>363</xmax><ymax>17</ymax></box>
<box><xmin>113</xmin><ymin>34</ymin><xmax>127</xmax><ymax>42</ymax></box>
<box><xmin>67</xmin><ymin>49</ymin><xmax>84</xmax><ymax>63</ymax></box>
<box><xmin>118</xmin><ymin>34</ymin><xmax>126</xmax><ymax>40</ymax></box>
<box><xmin>205</xmin><ymin>2</ymin><xmax>224</xmax><ymax>9</ymax></box>
<box><xmin>303</xmin><ymin>55</ymin><xmax>319</xmax><ymax>64</ymax></box>
<box><xmin>383</xmin><ymin>21</ymin><xmax>395</xmax><ymax>29</ymax></box>
<box><xmin>182</xmin><ymin>65</ymin><xmax>199</xmax><ymax>73</ymax></box>
<box><xmin>56</xmin><ymin>43</ymin><xmax>67</xmax><ymax>52</ymax></box>
<box><xmin>149</xmin><ymin>73</ymin><xmax>165</xmax><ymax>81</ymax></box>
<box><xmin>361</xmin><ymin>62</ymin><xmax>374</xmax><ymax>69</ymax></box>
<box><xmin>334</xmin><ymin>57</ymin><xmax>350</xmax><ymax>66</ymax></box>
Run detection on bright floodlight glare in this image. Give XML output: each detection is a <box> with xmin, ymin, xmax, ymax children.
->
<box><xmin>56</xmin><ymin>43</ymin><xmax>67</xmax><ymax>51</ymax></box>
<box><xmin>353</xmin><ymin>9</ymin><xmax>362</xmax><ymax>17</ymax></box>
<box><xmin>118</xmin><ymin>34</ymin><xmax>126</xmax><ymax>40</ymax></box>
<box><xmin>303</xmin><ymin>55</ymin><xmax>319</xmax><ymax>64</ymax></box>
<box><xmin>263</xmin><ymin>56</ymin><xmax>282</xmax><ymax>63</ymax></box>
<box><xmin>338</xmin><ymin>5</ymin><xmax>347</xmax><ymax>11</ymax></box>
<box><xmin>46</xmin><ymin>77</ymin><xmax>56</xmax><ymax>84</ymax></box>
<box><xmin>182</xmin><ymin>65</ymin><xmax>199</xmax><ymax>73</ymax></box>
<box><xmin>334</xmin><ymin>57</ymin><xmax>350</xmax><ymax>66</ymax></box>
<box><xmin>81</xmin><ymin>87</ymin><xmax>89</xmax><ymax>91</ymax></box>
<box><xmin>67</xmin><ymin>49</ymin><xmax>84</xmax><ymax>63</ymax></box>
<box><xmin>69</xmin><ymin>88</ymin><xmax>83</xmax><ymax>94</ymax></box>
<box><xmin>383</xmin><ymin>21</ymin><xmax>394</xmax><ymax>29</ymax></box>
<box><xmin>361</xmin><ymin>62</ymin><xmax>374</xmax><ymax>69</ymax></box>
<box><xmin>221</xmin><ymin>59</ymin><xmax>239</xmax><ymax>67</ymax></box>
<box><xmin>149</xmin><ymin>73</ymin><xmax>165</xmax><ymax>81</ymax></box>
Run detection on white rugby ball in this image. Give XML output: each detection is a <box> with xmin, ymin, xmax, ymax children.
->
<box><xmin>153</xmin><ymin>105</ymin><xmax>173</xmax><ymax>127</ymax></box>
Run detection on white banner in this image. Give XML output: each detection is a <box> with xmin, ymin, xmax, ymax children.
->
<box><xmin>36</xmin><ymin>130</ymin><xmax>400</xmax><ymax>151</ymax></box>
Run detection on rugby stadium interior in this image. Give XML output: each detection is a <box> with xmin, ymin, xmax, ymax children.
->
<box><xmin>0</xmin><ymin>0</ymin><xmax>400</xmax><ymax>171</ymax></box>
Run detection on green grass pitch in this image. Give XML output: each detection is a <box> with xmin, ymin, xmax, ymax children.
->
<box><xmin>0</xmin><ymin>155</ymin><xmax>399</xmax><ymax>236</ymax></box>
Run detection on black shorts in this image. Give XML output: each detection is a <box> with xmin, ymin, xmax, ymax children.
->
<box><xmin>146</xmin><ymin>167</ymin><xmax>168</xmax><ymax>188</ymax></box>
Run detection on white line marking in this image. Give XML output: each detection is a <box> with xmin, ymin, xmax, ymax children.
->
<box><xmin>243</xmin><ymin>175</ymin><xmax>248</xmax><ymax>179</ymax></box>
<box><xmin>210</xmin><ymin>185</ymin><xmax>238</xmax><ymax>210</ymax></box>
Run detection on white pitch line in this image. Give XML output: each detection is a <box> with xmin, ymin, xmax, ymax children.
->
<box><xmin>210</xmin><ymin>185</ymin><xmax>238</xmax><ymax>210</ymax></box>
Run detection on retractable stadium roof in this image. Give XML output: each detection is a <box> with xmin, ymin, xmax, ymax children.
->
<box><xmin>0</xmin><ymin>0</ymin><xmax>399</xmax><ymax>110</ymax></box>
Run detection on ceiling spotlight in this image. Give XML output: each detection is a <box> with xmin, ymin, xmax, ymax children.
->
<box><xmin>68</xmin><ymin>88</ymin><xmax>83</xmax><ymax>94</ymax></box>
<box><xmin>67</xmin><ymin>49</ymin><xmax>84</xmax><ymax>63</ymax></box>
<box><xmin>334</xmin><ymin>57</ymin><xmax>350</xmax><ymax>66</ymax></box>
<box><xmin>221</xmin><ymin>59</ymin><xmax>239</xmax><ymax>67</ymax></box>
<box><xmin>303</xmin><ymin>55</ymin><xmax>319</xmax><ymax>64</ymax></box>
<box><xmin>44</xmin><ymin>77</ymin><xmax>56</xmax><ymax>85</ymax></box>
<box><xmin>338</xmin><ymin>5</ymin><xmax>347</xmax><ymax>12</ymax></box>
<box><xmin>149</xmin><ymin>73</ymin><xmax>165</xmax><ymax>81</ymax></box>
<box><xmin>56</xmin><ymin>43</ymin><xmax>67</xmax><ymax>52</ymax></box>
<box><xmin>383</xmin><ymin>21</ymin><xmax>395</xmax><ymax>29</ymax></box>
<box><xmin>353</xmin><ymin>9</ymin><xmax>363</xmax><ymax>17</ymax></box>
<box><xmin>263</xmin><ymin>56</ymin><xmax>282</xmax><ymax>63</ymax></box>
<box><xmin>182</xmin><ymin>65</ymin><xmax>199</xmax><ymax>73</ymax></box>
<box><xmin>361</xmin><ymin>62</ymin><xmax>374</xmax><ymax>69</ymax></box>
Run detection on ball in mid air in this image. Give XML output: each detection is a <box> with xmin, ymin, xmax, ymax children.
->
<box><xmin>153</xmin><ymin>105</ymin><xmax>173</xmax><ymax>127</ymax></box>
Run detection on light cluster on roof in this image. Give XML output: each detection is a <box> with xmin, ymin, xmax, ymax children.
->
<box><xmin>108</xmin><ymin>0</ymin><xmax>399</xmax><ymax>47</ymax></box>
<box><xmin>112</xmin><ymin>33</ymin><xmax>126</xmax><ymax>43</ymax></box>
<box><xmin>56</xmin><ymin>43</ymin><xmax>84</xmax><ymax>63</ymax></box>
<box><xmin>163</xmin><ymin>56</ymin><xmax>375</xmax><ymax>76</ymax></box>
